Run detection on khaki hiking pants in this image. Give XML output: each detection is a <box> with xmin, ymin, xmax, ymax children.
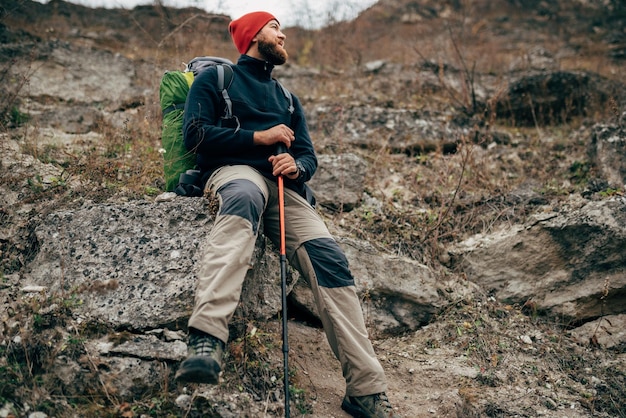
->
<box><xmin>188</xmin><ymin>165</ymin><xmax>387</xmax><ymax>396</ymax></box>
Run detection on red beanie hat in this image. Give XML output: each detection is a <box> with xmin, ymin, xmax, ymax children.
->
<box><xmin>229</xmin><ymin>11</ymin><xmax>278</xmax><ymax>54</ymax></box>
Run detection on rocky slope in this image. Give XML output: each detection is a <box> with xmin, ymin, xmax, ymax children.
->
<box><xmin>1</xmin><ymin>0</ymin><xmax>625</xmax><ymax>417</ymax></box>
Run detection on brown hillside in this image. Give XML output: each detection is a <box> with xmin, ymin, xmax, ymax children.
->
<box><xmin>1</xmin><ymin>0</ymin><xmax>625</xmax><ymax>417</ymax></box>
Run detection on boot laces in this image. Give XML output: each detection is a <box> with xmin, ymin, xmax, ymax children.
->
<box><xmin>374</xmin><ymin>393</ymin><xmax>392</xmax><ymax>411</ymax></box>
<box><xmin>189</xmin><ymin>333</ymin><xmax>221</xmax><ymax>356</ymax></box>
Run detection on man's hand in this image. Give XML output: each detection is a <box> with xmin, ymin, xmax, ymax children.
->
<box><xmin>268</xmin><ymin>152</ymin><xmax>299</xmax><ymax>179</ymax></box>
<box><xmin>253</xmin><ymin>124</ymin><xmax>295</xmax><ymax>148</ymax></box>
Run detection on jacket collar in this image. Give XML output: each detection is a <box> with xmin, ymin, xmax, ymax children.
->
<box><xmin>237</xmin><ymin>54</ymin><xmax>274</xmax><ymax>79</ymax></box>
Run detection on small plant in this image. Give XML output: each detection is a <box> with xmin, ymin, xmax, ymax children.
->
<box><xmin>0</xmin><ymin>50</ymin><xmax>36</xmax><ymax>130</ymax></box>
<box><xmin>569</xmin><ymin>160</ymin><xmax>591</xmax><ymax>184</ymax></box>
<box><xmin>598</xmin><ymin>187</ymin><xmax>623</xmax><ymax>197</ymax></box>
<box><xmin>290</xmin><ymin>385</ymin><xmax>312</xmax><ymax>415</ymax></box>
<box><xmin>9</xmin><ymin>106</ymin><xmax>30</xmax><ymax>126</ymax></box>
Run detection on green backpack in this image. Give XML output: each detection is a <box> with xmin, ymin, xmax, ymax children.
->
<box><xmin>159</xmin><ymin>57</ymin><xmax>234</xmax><ymax>196</ymax></box>
<box><xmin>159</xmin><ymin>56</ymin><xmax>294</xmax><ymax>197</ymax></box>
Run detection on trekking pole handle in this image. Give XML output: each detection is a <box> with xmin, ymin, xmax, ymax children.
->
<box><xmin>276</xmin><ymin>143</ymin><xmax>288</xmax><ymax>155</ymax></box>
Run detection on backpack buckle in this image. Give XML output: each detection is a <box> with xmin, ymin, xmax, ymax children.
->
<box><xmin>174</xmin><ymin>169</ymin><xmax>204</xmax><ymax>197</ymax></box>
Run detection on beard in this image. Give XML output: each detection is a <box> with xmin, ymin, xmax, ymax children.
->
<box><xmin>257</xmin><ymin>38</ymin><xmax>288</xmax><ymax>65</ymax></box>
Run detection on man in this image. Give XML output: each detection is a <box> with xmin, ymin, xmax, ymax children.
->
<box><xmin>176</xmin><ymin>11</ymin><xmax>400</xmax><ymax>418</ymax></box>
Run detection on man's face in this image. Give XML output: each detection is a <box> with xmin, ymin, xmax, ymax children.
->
<box><xmin>256</xmin><ymin>20</ymin><xmax>288</xmax><ymax>65</ymax></box>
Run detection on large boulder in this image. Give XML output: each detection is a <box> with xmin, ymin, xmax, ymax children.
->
<box><xmin>23</xmin><ymin>196</ymin><xmax>463</xmax><ymax>337</ymax></box>
<box><xmin>495</xmin><ymin>71</ymin><xmax>622</xmax><ymax>126</ymax></box>
<box><xmin>448</xmin><ymin>197</ymin><xmax>626</xmax><ymax>323</ymax></box>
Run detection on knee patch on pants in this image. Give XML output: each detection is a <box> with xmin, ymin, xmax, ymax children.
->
<box><xmin>217</xmin><ymin>179</ymin><xmax>265</xmax><ymax>234</ymax></box>
<box><xmin>303</xmin><ymin>238</ymin><xmax>355</xmax><ymax>288</ymax></box>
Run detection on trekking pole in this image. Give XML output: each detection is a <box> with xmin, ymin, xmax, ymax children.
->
<box><xmin>276</xmin><ymin>143</ymin><xmax>290</xmax><ymax>418</ymax></box>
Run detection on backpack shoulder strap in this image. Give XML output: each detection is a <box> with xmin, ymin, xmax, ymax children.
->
<box><xmin>214</xmin><ymin>65</ymin><xmax>292</xmax><ymax>119</ymax></box>
<box><xmin>276</xmin><ymin>80</ymin><xmax>294</xmax><ymax>114</ymax></box>
<box><xmin>217</xmin><ymin>64</ymin><xmax>235</xmax><ymax>119</ymax></box>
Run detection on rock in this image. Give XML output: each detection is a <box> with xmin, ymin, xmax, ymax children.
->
<box><xmin>308</xmin><ymin>153</ymin><xmax>367</xmax><ymax>211</ymax></box>
<box><xmin>448</xmin><ymin>198</ymin><xmax>626</xmax><ymax>323</ymax></box>
<box><xmin>495</xmin><ymin>71</ymin><xmax>617</xmax><ymax>125</ymax></box>
<box><xmin>23</xmin><ymin>197</ymin><xmax>457</xmax><ymax>336</ymax></box>
<box><xmin>587</xmin><ymin>123</ymin><xmax>626</xmax><ymax>189</ymax></box>
<box><xmin>24</xmin><ymin>198</ymin><xmax>212</xmax><ymax>330</ymax></box>
<box><xmin>569</xmin><ymin>314</ymin><xmax>626</xmax><ymax>349</ymax></box>
<box><xmin>364</xmin><ymin>60</ymin><xmax>386</xmax><ymax>73</ymax></box>
<box><xmin>105</xmin><ymin>334</ymin><xmax>187</xmax><ymax>362</ymax></box>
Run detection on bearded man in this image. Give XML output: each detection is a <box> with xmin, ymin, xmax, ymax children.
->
<box><xmin>177</xmin><ymin>11</ymin><xmax>400</xmax><ymax>418</ymax></box>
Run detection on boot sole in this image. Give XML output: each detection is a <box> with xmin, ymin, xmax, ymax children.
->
<box><xmin>175</xmin><ymin>356</ymin><xmax>221</xmax><ymax>384</ymax></box>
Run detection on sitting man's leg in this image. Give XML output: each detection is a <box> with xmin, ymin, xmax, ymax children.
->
<box><xmin>264</xmin><ymin>186</ymin><xmax>399</xmax><ymax>417</ymax></box>
<box><xmin>176</xmin><ymin>166</ymin><xmax>268</xmax><ymax>384</ymax></box>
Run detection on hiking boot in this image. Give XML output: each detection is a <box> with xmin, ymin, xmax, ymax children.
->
<box><xmin>341</xmin><ymin>392</ymin><xmax>400</xmax><ymax>418</ymax></box>
<box><xmin>175</xmin><ymin>330</ymin><xmax>224</xmax><ymax>384</ymax></box>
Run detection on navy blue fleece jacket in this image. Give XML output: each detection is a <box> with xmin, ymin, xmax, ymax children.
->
<box><xmin>183</xmin><ymin>55</ymin><xmax>317</xmax><ymax>196</ymax></box>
